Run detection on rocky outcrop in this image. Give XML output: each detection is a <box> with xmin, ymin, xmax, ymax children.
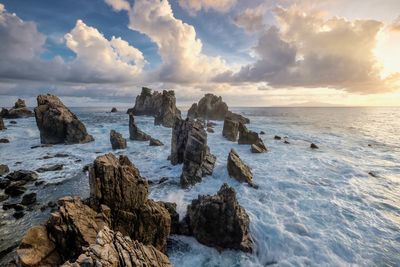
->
<box><xmin>222</xmin><ymin>117</ymin><xmax>239</xmax><ymax>141</ymax></box>
<box><xmin>1</xmin><ymin>99</ymin><xmax>34</xmax><ymax>119</ymax></box>
<box><xmin>310</xmin><ymin>143</ymin><xmax>319</xmax><ymax>149</ymax></box>
<box><xmin>238</xmin><ymin>123</ymin><xmax>259</xmax><ymax>145</ymax></box>
<box><xmin>1</xmin><ymin>170</ymin><xmax>38</xmax><ymax>197</ymax></box>
<box><xmin>129</xmin><ymin>114</ymin><xmax>151</xmax><ymax>141</ymax></box>
<box><xmin>227</xmin><ymin>149</ymin><xmax>255</xmax><ymax>187</ymax></box>
<box><xmin>110</xmin><ymin>107</ymin><xmax>118</xmax><ymax>112</ymax></box>
<box><xmin>181</xmin><ymin>183</ymin><xmax>252</xmax><ymax>252</ymax></box>
<box><xmin>149</xmin><ymin>138</ymin><xmax>164</xmax><ymax>146</ymax></box>
<box><xmin>251</xmin><ymin>139</ymin><xmax>267</xmax><ymax>153</ymax></box>
<box><xmin>170</xmin><ymin>119</ymin><xmax>216</xmax><ymax>188</ymax></box>
<box><xmin>187</xmin><ymin>94</ymin><xmax>249</xmax><ymax>123</ymax></box>
<box><xmin>89</xmin><ymin>153</ymin><xmax>171</xmax><ymax>252</ymax></box>
<box><xmin>128</xmin><ymin>87</ymin><xmax>181</xmax><ymax>128</ymax></box>
<box><xmin>34</xmin><ymin>94</ymin><xmax>94</xmax><ymax>144</ymax></box>
<box><xmin>0</xmin><ymin>164</ymin><xmax>9</xmax><ymax>176</ymax></box>
<box><xmin>110</xmin><ymin>130</ymin><xmax>127</xmax><ymax>149</ymax></box>
<box><xmin>0</xmin><ymin>116</ymin><xmax>6</xmax><ymax>130</ymax></box>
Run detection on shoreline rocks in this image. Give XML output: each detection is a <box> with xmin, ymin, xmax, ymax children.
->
<box><xmin>222</xmin><ymin>117</ymin><xmax>239</xmax><ymax>141</ymax></box>
<box><xmin>1</xmin><ymin>99</ymin><xmax>34</xmax><ymax>119</ymax></box>
<box><xmin>150</xmin><ymin>137</ymin><xmax>164</xmax><ymax>146</ymax></box>
<box><xmin>34</xmin><ymin>94</ymin><xmax>94</xmax><ymax>144</ymax></box>
<box><xmin>110</xmin><ymin>129</ymin><xmax>127</xmax><ymax>149</ymax></box>
<box><xmin>0</xmin><ymin>116</ymin><xmax>6</xmax><ymax>130</ymax></box>
<box><xmin>129</xmin><ymin>113</ymin><xmax>151</xmax><ymax>141</ymax></box>
<box><xmin>110</xmin><ymin>107</ymin><xmax>118</xmax><ymax>112</ymax></box>
<box><xmin>227</xmin><ymin>149</ymin><xmax>255</xmax><ymax>187</ymax></box>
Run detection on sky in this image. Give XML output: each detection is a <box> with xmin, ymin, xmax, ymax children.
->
<box><xmin>0</xmin><ymin>0</ymin><xmax>400</xmax><ymax>107</ymax></box>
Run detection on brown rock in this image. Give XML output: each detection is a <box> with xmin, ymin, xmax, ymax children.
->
<box><xmin>129</xmin><ymin>113</ymin><xmax>151</xmax><ymax>141</ymax></box>
<box><xmin>227</xmin><ymin>149</ymin><xmax>255</xmax><ymax>187</ymax></box>
<box><xmin>225</xmin><ymin>111</ymin><xmax>250</xmax><ymax>124</ymax></box>
<box><xmin>206</xmin><ymin>127</ymin><xmax>214</xmax><ymax>133</ymax></box>
<box><xmin>34</xmin><ymin>94</ymin><xmax>94</xmax><ymax>144</ymax></box>
<box><xmin>110</xmin><ymin>107</ymin><xmax>118</xmax><ymax>112</ymax></box>
<box><xmin>0</xmin><ymin>116</ymin><xmax>6</xmax><ymax>130</ymax></box>
<box><xmin>222</xmin><ymin>117</ymin><xmax>239</xmax><ymax>141</ymax></box>
<box><xmin>1</xmin><ymin>99</ymin><xmax>33</xmax><ymax>119</ymax></box>
<box><xmin>250</xmin><ymin>139</ymin><xmax>267</xmax><ymax>153</ymax></box>
<box><xmin>238</xmin><ymin>123</ymin><xmax>260</xmax><ymax>145</ymax></box>
<box><xmin>187</xmin><ymin>94</ymin><xmax>228</xmax><ymax>120</ymax></box>
<box><xmin>36</xmin><ymin>164</ymin><xmax>64</xmax><ymax>173</ymax></box>
<box><xmin>110</xmin><ymin>129</ymin><xmax>127</xmax><ymax>149</ymax></box>
<box><xmin>0</xmin><ymin>164</ymin><xmax>9</xmax><ymax>176</ymax></box>
<box><xmin>149</xmin><ymin>137</ymin><xmax>164</xmax><ymax>146</ymax></box>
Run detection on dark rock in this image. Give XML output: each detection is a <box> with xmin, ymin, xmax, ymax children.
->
<box><xmin>31</xmin><ymin>144</ymin><xmax>53</xmax><ymax>149</ymax></box>
<box><xmin>227</xmin><ymin>149</ymin><xmax>255</xmax><ymax>187</ymax></box>
<box><xmin>0</xmin><ymin>164</ymin><xmax>9</xmax><ymax>176</ymax></box>
<box><xmin>0</xmin><ymin>116</ymin><xmax>6</xmax><ymax>130</ymax></box>
<box><xmin>110</xmin><ymin>107</ymin><xmax>118</xmax><ymax>112</ymax></box>
<box><xmin>206</xmin><ymin>127</ymin><xmax>214</xmax><ymax>133</ymax></box>
<box><xmin>250</xmin><ymin>139</ymin><xmax>267</xmax><ymax>153</ymax></box>
<box><xmin>13</xmin><ymin>211</ymin><xmax>25</xmax><ymax>220</ymax></box>
<box><xmin>34</xmin><ymin>94</ymin><xmax>94</xmax><ymax>144</ymax></box>
<box><xmin>150</xmin><ymin>137</ymin><xmax>164</xmax><ymax>146</ymax></box>
<box><xmin>10</xmin><ymin>120</ymin><xmax>17</xmax><ymax>124</ymax></box>
<box><xmin>36</xmin><ymin>164</ymin><xmax>64</xmax><ymax>173</ymax></box>
<box><xmin>0</xmin><ymin>178</ymin><xmax>11</xmax><ymax>189</ymax></box>
<box><xmin>14</xmin><ymin>99</ymin><xmax>27</xmax><ymax>109</ymax></box>
<box><xmin>368</xmin><ymin>171</ymin><xmax>378</xmax><ymax>178</ymax></box>
<box><xmin>225</xmin><ymin>111</ymin><xmax>250</xmax><ymax>124</ymax></box>
<box><xmin>47</xmin><ymin>201</ymin><xmax>57</xmax><ymax>208</ymax></box>
<box><xmin>310</xmin><ymin>143</ymin><xmax>319</xmax><ymax>149</ymax></box>
<box><xmin>0</xmin><ymin>193</ymin><xmax>9</xmax><ymax>202</ymax></box>
<box><xmin>5</xmin><ymin>183</ymin><xmax>27</xmax><ymax>196</ymax></box>
<box><xmin>34</xmin><ymin>181</ymin><xmax>45</xmax><ymax>186</ymax></box>
<box><xmin>128</xmin><ymin>87</ymin><xmax>181</xmax><ymax>128</ymax></box>
<box><xmin>222</xmin><ymin>117</ymin><xmax>239</xmax><ymax>141</ymax></box>
<box><xmin>187</xmin><ymin>94</ymin><xmax>228</xmax><ymax>120</ymax></box>
<box><xmin>0</xmin><ymin>138</ymin><xmax>9</xmax><ymax>143</ymax></box>
<box><xmin>1</xmin><ymin>99</ymin><xmax>33</xmax><ymax>119</ymax></box>
<box><xmin>260</xmin><ymin>131</ymin><xmax>265</xmax><ymax>135</ymax></box>
<box><xmin>110</xmin><ymin>129</ymin><xmax>127</xmax><ymax>149</ymax></box>
<box><xmin>129</xmin><ymin>113</ymin><xmax>151</xmax><ymax>141</ymax></box>
<box><xmin>158</xmin><ymin>202</ymin><xmax>180</xmax><ymax>235</ymax></box>
<box><xmin>206</xmin><ymin>121</ymin><xmax>217</xmax><ymax>127</ymax></box>
<box><xmin>54</xmin><ymin>153</ymin><xmax>69</xmax><ymax>158</ymax></box>
<box><xmin>3</xmin><ymin>202</ymin><xmax>25</xmax><ymax>211</ymax></box>
<box><xmin>21</xmin><ymin>193</ymin><xmax>37</xmax><ymax>206</ymax></box>
<box><xmin>5</xmin><ymin>170</ymin><xmax>38</xmax><ymax>182</ymax></box>
<box><xmin>284</xmin><ymin>140</ymin><xmax>290</xmax><ymax>144</ymax></box>
<box><xmin>274</xmin><ymin>135</ymin><xmax>282</xmax><ymax>140</ymax></box>
<box><xmin>82</xmin><ymin>164</ymin><xmax>91</xmax><ymax>173</ymax></box>
<box><xmin>170</xmin><ymin>119</ymin><xmax>216</xmax><ymax>188</ymax></box>
<box><xmin>238</xmin><ymin>123</ymin><xmax>260</xmax><ymax>145</ymax></box>
<box><xmin>182</xmin><ymin>183</ymin><xmax>252</xmax><ymax>252</ymax></box>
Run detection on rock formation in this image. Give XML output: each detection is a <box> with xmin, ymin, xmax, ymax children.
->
<box><xmin>170</xmin><ymin>119</ymin><xmax>216</xmax><ymax>188</ymax></box>
<box><xmin>310</xmin><ymin>143</ymin><xmax>319</xmax><ymax>149</ymax></box>
<box><xmin>187</xmin><ymin>94</ymin><xmax>249</xmax><ymax>123</ymax></box>
<box><xmin>0</xmin><ymin>164</ymin><xmax>9</xmax><ymax>176</ymax></box>
<box><xmin>110</xmin><ymin>130</ymin><xmax>127</xmax><ymax>149</ymax></box>
<box><xmin>0</xmin><ymin>116</ymin><xmax>6</xmax><ymax>130</ymax></box>
<box><xmin>89</xmin><ymin>153</ymin><xmax>171</xmax><ymax>252</ymax></box>
<box><xmin>0</xmin><ymin>99</ymin><xmax>33</xmax><ymax>119</ymax></box>
<box><xmin>110</xmin><ymin>107</ymin><xmax>118</xmax><ymax>112</ymax></box>
<box><xmin>34</xmin><ymin>94</ymin><xmax>94</xmax><ymax>144</ymax></box>
<box><xmin>237</xmin><ymin>123</ymin><xmax>267</xmax><ymax>152</ymax></box>
<box><xmin>149</xmin><ymin>138</ymin><xmax>164</xmax><ymax>146</ymax></box>
<box><xmin>222</xmin><ymin>117</ymin><xmax>239</xmax><ymax>141</ymax></box>
<box><xmin>251</xmin><ymin>139</ymin><xmax>267</xmax><ymax>153</ymax></box>
<box><xmin>128</xmin><ymin>87</ymin><xmax>181</xmax><ymax>128</ymax></box>
<box><xmin>181</xmin><ymin>183</ymin><xmax>252</xmax><ymax>252</ymax></box>
<box><xmin>227</xmin><ymin>149</ymin><xmax>255</xmax><ymax>187</ymax></box>
<box><xmin>129</xmin><ymin>113</ymin><xmax>151</xmax><ymax>141</ymax></box>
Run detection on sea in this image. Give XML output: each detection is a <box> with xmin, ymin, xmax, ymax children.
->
<box><xmin>0</xmin><ymin>107</ymin><xmax>399</xmax><ymax>266</ymax></box>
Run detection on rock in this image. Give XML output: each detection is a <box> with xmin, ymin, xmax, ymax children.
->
<box><xmin>0</xmin><ymin>164</ymin><xmax>9</xmax><ymax>176</ymax></box>
<box><xmin>250</xmin><ymin>139</ymin><xmax>267</xmax><ymax>153</ymax></box>
<box><xmin>64</xmin><ymin>226</ymin><xmax>172</xmax><ymax>267</ymax></box>
<box><xmin>284</xmin><ymin>140</ymin><xmax>290</xmax><ymax>144</ymax></box>
<box><xmin>0</xmin><ymin>178</ymin><xmax>11</xmax><ymax>189</ymax></box>
<box><xmin>182</xmin><ymin>183</ymin><xmax>252</xmax><ymax>252</ymax></box>
<box><xmin>16</xmin><ymin>225</ymin><xmax>61</xmax><ymax>266</ymax></box>
<box><xmin>260</xmin><ymin>131</ymin><xmax>265</xmax><ymax>135</ymax></box>
<box><xmin>158</xmin><ymin>202</ymin><xmax>180</xmax><ymax>235</ymax></box>
<box><xmin>5</xmin><ymin>183</ymin><xmax>27</xmax><ymax>196</ymax></box>
<box><xmin>1</xmin><ymin>99</ymin><xmax>34</xmax><ymax>119</ymax></box>
<box><xmin>149</xmin><ymin>137</ymin><xmax>164</xmax><ymax>146</ymax></box>
<box><xmin>21</xmin><ymin>193</ymin><xmax>37</xmax><ymax>206</ymax></box>
<box><xmin>170</xmin><ymin>119</ymin><xmax>216</xmax><ymax>188</ymax></box>
<box><xmin>187</xmin><ymin>94</ymin><xmax>228</xmax><ymax>120</ymax></box>
<box><xmin>0</xmin><ymin>138</ymin><xmax>10</xmax><ymax>143</ymax></box>
<box><xmin>227</xmin><ymin>149</ymin><xmax>255</xmax><ymax>187</ymax></box>
<box><xmin>36</xmin><ymin>164</ymin><xmax>64</xmax><ymax>173</ymax></box>
<box><xmin>368</xmin><ymin>171</ymin><xmax>378</xmax><ymax>178</ymax></box>
<box><xmin>34</xmin><ymin>94</ymin><xmax>94</xmax><ymax>144</ymax></box>
<box><xmin>128</xmin><ymin>87</ymin><xmax>181</xmax><ymax>128</ymax></box>
<box><xmin>206</xmin><ymin>121</ymin><xmax>217</xmax><ymax>127</ymax></box>
<box><xmin>89</xmin><ymin>153</ymin><xmax>171</xmax><ymax>251</ymax></box>
<box><xmin>3</xmin><ymin>203</ymin><xmax>25</xmax><ymax>211</ymax></box>
<box><xmin>0</xmin><ymin>116</ymin><xmax>6</xmax><ymax>130</ymax></box>
<box><xmin>206</xmin><ymin>127</ymin><xmax>214</xmax><ymax>133</ymax></box>
<box><xmin>238</xmin><ymin>123</ymin><xmax>260</xmax><ymax>145</ymax></box>
<box><xmin>129</xmin><ymin>113</ymin><xmax>151</xmax><ymax>141</ymax></box>
<box><xmin>10</xmin><ymin>120</ymin><xmax>17</xmax><ymax>124</ymax></box>
<box><xmin>14</xmin><ymin>99</ymin><xmax>27</xmax><ymax>109</ymax></box>
<box><xmin>225</xmin><ymin>111</ymin><xmax>250</xmax><ymax>124</ymax></box>
<box><xmin>0</xmin><ymin>193</ymin><xmax>9</xmax><ymax>202</ymax></box>
<box><xmin>310</xmin><ymin>143</ymin><xmax>319</xmax><ymax>149</ymax></box>
<box><xmin>110</xmin><ymin>129</ymin><xmax>127</xmax><ymax>149</ymax></box>
<box><xmin>5</xmin><ymin>170</ymin><xmax>38</xmax><ymax>182</ymax></box>
<box><xmin>222</xmin><ymin>117</ymin><xmax>239</xmax><ymax>141</ymax></box>
<box><xmin>13</xmin><ymin>211</ymin><xmax>25</xmax><ymax>220</ymax></box>
<box><xmin>110</xmin><ymin>107</ymin><xmax>118</xmax><ymax>112</ymax></box>
<box><xmin>274</xmin><ymin>135</ymin><xmax>282</xmax><ymax>140</ymax></box>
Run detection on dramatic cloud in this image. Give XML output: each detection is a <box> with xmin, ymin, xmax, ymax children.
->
<box><xmin>178</xmin><ymin>0</ymin><xmax>236</xmax><ymax>14</ymax></box>
<box><xmin>104</xmin><ymin>0</ymin><xmax>130</xmax><ymax>12</ymax></box>
<box><xmin>216</xmin><ymin>6</ymin><xmax>400</xmax><ymax>93</ymax></box>
<box><xmin>233</xmin><ymin>4</ymin><xmax>267</xmax><ymax>33</ymax></box>
<box><xmin>390</xmin><ymin>16</ymin><xmax>400</xmax><ymax>31</ymax></box>
<box><xmin>109</xmin><ymin>0</ymin><xmax>228</xmax><ymax>83</ymax></box>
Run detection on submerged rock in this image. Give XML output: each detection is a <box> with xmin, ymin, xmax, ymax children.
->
<box><xmin>128</xmin><ymin>87</ymin><xmax>181</xmax><ymax>128</ymax></box>
<box><xmin>4</xmin><ymin>183</ymin><xmax>27</xmax><ymax>196</ymax></box>
<box><xmin>274</xmin><ymin>135</ymin><xmax>282</xmax><ymax>140</ymax></box>
<box><xmin>1</xmin><ymin>99</ymin><xmax>33</xmax><ymax>119</ymax></box>
<box><xmin>149</xmin><ymin>137</ymin><xmax>164</xmax><ymax>146</ymax></box>
<box><xmin>206</xmin><ymin>127</ymin><xmax>214</xmax><ymax>133</ymax></box>
<box><xmin>0</xmin><ymin>138</ymin><xmax>10</xmax><ymax>143</ymax></box>
<box><xmin>21</xmin><ymin>192</ymin><xmax>37</xmax><ymax>206</ymax></box>
<box><xmin>0</xmin><ymin>164</ymin><xmax>9</xmax><ymax>176</ymax></box>
<box><xmin>227</xmin><ymin>149</ymin><xmax>255</xmax><ymax>187</ymax></box>
<box><xmin>222</xmin><ymin>117</ymin><xmax>239</xmax><ymax>141</ymax></box>
<box><xmin>110</xmin><ymin>129</ymin><xmax>127</xmax><ymax>149</ymax></box>
<box><xmin>260</xmin><ymin>131</ymin><xmax>265</xmax><ymax>135</ymax></box>
<box><xmin>170</xmin><ymin>119</ymin><xmax>216</xmax><ymax>188</ymax></box>
<box><xmin>36</xmin><ymin>164</ymin><xmax>64</xmax><ymax>173</ymax></box>
<box><xmin>310</xmin><ymin>143</ymin><xmax>319</xmax><ymax>149</ymax></box>
<box><xmin>181</xmin><ymin>183</ymin><xmax>252</xmax><ymax>252</ymax></box>
<box><xmin>110</xmin><ymin>107</ymin><xmax>118</xmax><ymax>112</ymax></box>
<box><xmin>34</xmin><ymin>94</ymin><xmax>94</xmax><ymax>144</ymax></box>
<box><xmin>129</xmin><ymin>113</ymin><xmax>151</xmax><ymax>141</ymax></box>
<box><xmin>0</xmin><ymin>116</ymin><xmax>6</xmax><ymax>130</ymax></box>
<box><xmin>5</xmin><ymin>170</ymin><xmax>38</xmax><ymax>182</ymax></box>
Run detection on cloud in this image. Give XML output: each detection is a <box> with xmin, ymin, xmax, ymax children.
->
<box><xmin>390</xmin><ymin>16</ymin><xmax>400</xmax><ymax>31</ymax></box>
<box><xmin>216</xmin><ymin>6</ymin><xmax>400</xmax><ymax>93</ymax></box>
<box><xmin>108</xmin><ymin>0</ymin><xmax>228</xmax><ymax>83</ymax></box>
<box><xmin>178</xmin><ymin>0</ymin><xmax>236</xmax><ymax>14</ymax></box>
<box><xmin>104</xmin><ymin>0</ymin><xmax>130</xmax><ymax>12</ymax></box>
<box><xmin>233</xmin><ymin>4</ymin><xmax>268</xmax><ymax>33</ymax></box>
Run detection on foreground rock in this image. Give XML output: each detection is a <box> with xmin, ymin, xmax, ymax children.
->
<box><xmin>110</xmin><ymin>129</ymin><xmax>127</xmax><ymax>149</ymax></box>
<box><xmin>129</xmin><ymin>113</ymin><xmax>151</xmax><ymax>141</ymax></box>
<box><xmin>187</xmin><ymin>94</ymin><xmax>249</xmax><ymax>123</ymax></box>
<box><xmin>181</xmin><ymin>183</ymin><xmax>252</xmax><ymax>252</ymax></box>
<box><xmin>34</xmin><ymin>94</ymin><xmax>94</xmax><ymax>144</ymax></box>
<box><xmin>0</xmin><ymin>116</ymin><xmax>6</xmax><ymax>130</ymax></box>
<box><xmin>128</xmin><ymin>87</ymin><xmax>181</xmax><ymax>128</ymax></box>
<box><xmin>89</xmin><ymin>153</ymin><xmax>171</xmax><ymax>251</ymax></box>
<box><xmin>170</xmin><ymin>119</ymin><xmax>216</xmax><ymax>188</ymax></box>
<box><xmin>1</xmin><ymin>99</ymin><xmax>33</xmax><ymax>119</ymax></box>
<box><xmin>227</xmin><ymin>149</ymin><xmax>255</xmax><ymax>187</ymax></box>
<box><xmin>222</xmin><ymin>117</ymin><xmax>239</xmax><ymax>141</ymax></box>
<box><xmin>251</xmin><ymin>139</ymin><xmax>267</xmax><ymax>153</ymax></box>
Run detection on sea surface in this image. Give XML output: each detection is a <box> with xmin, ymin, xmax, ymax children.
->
<box><xmin>0</xmin><ymin>107</ymin><xmax>399</xmax><ymax>266</ymax></box>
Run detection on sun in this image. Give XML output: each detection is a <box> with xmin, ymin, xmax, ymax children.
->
<box><xmin>374</xmin><ymin>29</ymin><xmax>400</xmax><ymax>79</ymax></box>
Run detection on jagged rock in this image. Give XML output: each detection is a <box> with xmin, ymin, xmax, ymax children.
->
<box><xmin>274</xmin><ymin>135</ymin><xmax>282</xmax><ymax>140</ymax></box>
<box><xmin>1</xmin><ymin>99</ymin><xmax>33</xmax><ymax>119</ymax></box>
<box><xmin>36</xmin><ymin>164</ymin><xmax>64</xmax><ymax>173</ymax></box>
<box><xmin>149</xmin><ymin>138</ymin><xmax>164</xmax><ymax>146</ymax></box>
<box><xmin>227</xmin><ymin>149</ymin><xmax>255</xmax><ymax>187</ymax></box>
<box><xmin>182</xmin><ymin>183</ymin><xmax>252</xmax><ymax>252</ymax></box>
<box><xmin>222</xmin><ymin>117</ymin><xmax>239</xmax><ymax>141</ymax></box>
<box><xmin>0</xmin><ymin>164</ymin><xmax>9</xmax><ymax>176</ymax></box>
<box><xmin>13</xmin><ymin>211</ymin><xmax>25</xmax><ymax>220</ymax></box>
<box><xmin>206</xmin><ymin>121</ymin><xmax>217</xmax><ymax>127</ymax></box>
<box><xmin>89</xmin><ymin>153</ymin><xmax>171</xmax><ymax>252</ymax></box>
<box><xmin>284</xmin><ymin>140</ymin><xmax>290</xmax><ymax>144</ymax></box>
<box><xmin>225</xmin><ymin>111</ymin><xmax>250</xmax><ymax>124</ymax></box>
<box><xmin>128</xmin><ymin>87</ymin><xmax>181</xmax><ymax>128</ymax></box>
<box><xmin>260</xmin><ymin>131</ymin><xmax>265</xmax><ymax>135</ymax></box>
<box><xmin>5</xmin><ymin>182</ymin><xmax>27</xmax><ymax>196</ymax></box>
<box><xmin>0</xmin><ymin>116</ymin><xmax>6</xmax><ymax>130</ymax></box>
<box><xmin>250</xmin><ymin>139</ymin><xmax>267</xmax><ymax>153</ymax></box>
<box><xmin>158</xmin><ymin>202</ymin><xmax>180</xmax><ymax>235</ymax></box>
<box><xmin>21</xmin><ymin>192</ymin><xmax>37</xmax><ymax>206</ymax></box>
<box><xmin>14</xmin><ymin>99</ymin><xmax>26</xmax><ymax>109</ymax></box>
<box><xmin>206</xmin><ymin>127</ymin><xmax>214</xmax><ymax>133</ymax></box>
<box><xmin>0</xmin><ymin>193</ymin><xmax>9</xmax><ymax>202</ymax></box>
<box><xmin>34</xmin><ymin>94</ymin><xmax>94</xmax><ymax>144</ymax></box>
<box><xmin>5</xmin><ymin>170</ymin><xmax>38</xmax><ymax>182</ymax></box>
<box><xmin>238</xmin><ymin>123</ymin><xmax>260</xmax><ymax>145</ymax></box>
<box><xmin>110</xmin><ymin>130</ymin><xmax>127</xmax><ymax>149</ymax></box>
<box><xmin>170</xmin><ymin>119</ymin><xmax>216</xmax><ymax>188</ymax></box>
<box><xmin>310</xmin><ymin>143</ymin><xmax>319</xmax><ymax>149</ymax></box>
<box><xmin>0</xmin><ymin>138</ymin><xmax>9</xmax><ymax>143</ymax></box>
<box><xmin>3</xmin><ymin>203</ymin><xmax>25</xmax><ymax>211</ymax></box>
<box><xmin>110</xmin><ymin>107</ymin><xmax>118</xmax><ymax>112</ymax></box>
<box><xmin>129</xmin><ymin>114</ymin><xmax>151</xmax><ymax>141</ymax></box>
<box><xmin>187</xmin><ymin>94</ymin><xmax>228</xmax><ymax>120</ymax></box>
<box><xmin>0</xmin><ymin>178</ymin><xmax>11</xmax><ymax>189</ymax></box>
<box><xmin>63</xmin><ymin>226</ymin><xmax>172</xmax><ymax>267</ymax></box>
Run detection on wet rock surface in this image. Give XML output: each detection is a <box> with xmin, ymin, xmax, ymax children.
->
<box><xmin>1</xmin><ymin>99</ymin><xmax>33</xmax><ymax>119</ymax></box>
<box><xmin>0</xmin><ymin>138</ymin><xmax>10</xmax><ymax>143</ymax></box>
<box><xmin>129</xmin><ymin>113</ymin><xmax>151</xmax><ymax>141</ymax></box>
<box><xmin>311</xmin><ymin>143</ymin><xmax>319</xmax><ymax>149</ymax></box>
<box><xmin>170</xmin><ymin>119</ymin><xmax>216</xmax><ymax>188</ymax></box>
<box><xmin>0</xmin><ymin>116</ymin><xmax>6</xmax><ymax>131</ymax></box>
<box><xmin>110</xmin><ymin>129</ymin><xmax>127</xmax><ymax>149</ymax></box>
<box><xmin>238</xmin><ymin>123</ymin><xmax>261</xmax><ymax>145</ymax></box>
<box><xmin>227</xmin><ymin>149</ymin><xmax>255</xmax><ymax>187</ymax></box>
<box><xmin>0</xmin><ymin>164</ymin><xmax>9</xmax><ymax>176</ymax></box>
<box><xmin>251</xmin><ymin>139</ymin><xmax>267</xmax><ymax>153</ymax></box>
<box><xmin>222</xmin><ymin>117</ymin><xmax>239</xmax><ymax>141</ymax></box>
<box><xmin>36</xmin><ymin>164</ymin><xmax>64</xmax><ymax>173</ymax></box>
<box><xmin>34</xmin><ymin>94</ymin><xmax>94</xmax><ymax>144</ymax></box>
<box><xmin>149</xmin><ymin>137</ymin><xmax>164</xmax><ymax>146</ymax></box>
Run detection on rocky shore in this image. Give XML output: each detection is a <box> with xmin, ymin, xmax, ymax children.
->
<box><xmin>1</xmin><ymin>99</ymin><xmax>34</xmax><ymax>119</ymax></box>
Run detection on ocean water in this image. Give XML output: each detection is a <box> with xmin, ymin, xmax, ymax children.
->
<box><xmin>0</xmin><ymin>107</ymin><xmax>399</xmax><ymax>266</ymax></box>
